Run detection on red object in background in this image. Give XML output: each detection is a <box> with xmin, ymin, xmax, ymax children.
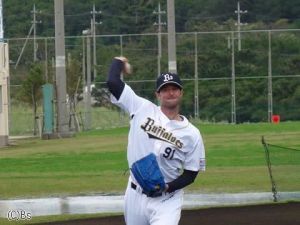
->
<box><xmin>272</xmin><ymin>115</ymin><xmax>280</xmax><ymax>123</ymax></box>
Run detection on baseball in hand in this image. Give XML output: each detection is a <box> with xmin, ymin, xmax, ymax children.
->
<box><xmin>124</xmin><ymin>62</ymin><xmax>132</xmax><ymax>74</ymax></box>
<box><xmin>114</xmin><ymin>56</ymin><xmax>132</xmax><ymax>74</ymax></box>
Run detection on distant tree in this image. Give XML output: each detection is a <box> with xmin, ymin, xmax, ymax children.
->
<box><xmin>66</xmin><ymin>56</ymin><xmax>82</xmax><ymax>104</ymax></box>
<box><xmin>18</xmin><ymin>63</ymin><xmax>45</xmax><ymax>135</ymax></box>
<box><xmin>66</xmin><ymin>55</ymin><xmax>83</xmax><ymax>131</ymax></box>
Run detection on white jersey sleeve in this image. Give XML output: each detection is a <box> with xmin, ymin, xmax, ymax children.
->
<box><xmin>183</xmin><ymin>130</ymin><xmax>206</xmax><ymax>172</ymax></box>
<box><xmin>110</xmin><ymin>84</ymin><xmax>148</xmax><ymax>116</ymax></box>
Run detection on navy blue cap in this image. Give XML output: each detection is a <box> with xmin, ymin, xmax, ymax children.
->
<box><xmin>156</xmin><ymin>73</ymin><xmax>183</xmax><ymax>92</ymax></box>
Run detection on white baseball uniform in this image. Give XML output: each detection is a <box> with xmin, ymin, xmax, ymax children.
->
<box><xmin>111</xmin><ymin>84</ymin><xmax>206</xmax><ymax>225</ymax></box>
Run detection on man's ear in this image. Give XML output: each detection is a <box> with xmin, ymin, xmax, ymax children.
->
<box><xmin>155</xmin><ymin>91</ymin><xmax>160</xmax><ymax>99</ymax></box>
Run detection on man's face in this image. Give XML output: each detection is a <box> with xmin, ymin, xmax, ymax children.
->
<box><xmin>156</xmin><ymin>84</ymin><xmax>183</xmax><ymax>109</ymax></box>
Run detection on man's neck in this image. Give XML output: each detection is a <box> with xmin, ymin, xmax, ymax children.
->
<box><xmin>161</xmin><ymin>107</ymin><xmax>181</xmax><ymax>121</ymax></box>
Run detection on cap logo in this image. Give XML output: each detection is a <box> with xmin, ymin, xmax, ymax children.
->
<box><xmin>163</xmin><ymin>74</ymin><xmax>173</xmax><ymax>82</ymax></box>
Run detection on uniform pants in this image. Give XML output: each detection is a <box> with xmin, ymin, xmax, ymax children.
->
<box><xmin>124</xmin><ymin>180</ymin><xmax>183</xmax><ymax>225</ymax></box>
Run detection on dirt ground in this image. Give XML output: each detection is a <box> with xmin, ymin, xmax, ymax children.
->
<box><xmin>37</xmin><ymin>202</ymin><xmax>300</xmax><ymax>225</ymax></box>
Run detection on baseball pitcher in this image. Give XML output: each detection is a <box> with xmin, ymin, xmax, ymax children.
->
<box><xmin>107</xmin><ymin>57</ymin><xmax>206</xmax><ymax>225</ymax></box>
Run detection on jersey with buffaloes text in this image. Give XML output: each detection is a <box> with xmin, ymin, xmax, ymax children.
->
<box><xmin>111</xmin><ymin>84</ymin><xmax>206</xmax><ymax>183</ymax></box>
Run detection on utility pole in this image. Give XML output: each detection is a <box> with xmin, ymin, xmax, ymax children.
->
<box><xmin>194</xmin><ymin>32</ymin><xmax>199</xmax><ymax>118</ymax></box>
<box><xmin>231</xmin><ymin>32</ymin><xmax>236</xmax><ymax>124</ymax></box>
<box><xmin>81</xmin><ymin>33</ymin><xmax>87</xmax><ymax>129</ymax></box>
<box><xmin>153</xmin><ymin>2</ymin><xmax>166</xmax><ymax>77</ymax></box>
<box><xmin>14</xmin><ymin>24</ymin><xmax>34</xmax><ymax>68</ymax></box>
<box><xmin>120</xmin><ymin>35</ymin><xmax>123</xmax><ymax>56</ymax></box>
<box><xmin>44</xmin><ymin>38</ymin><xmax>48</xmax><ymax>82</ymax></box>
<box><xmin>167</xmin><ymin>0</ymin><xmax>177</xmax><ymax>73</ymax></box>
<box><xmin>268</xmin><ymin>31</ymin><xmax>273</xmax><ymax>122</ymax></box>
<box><xmin>31</xmin><ymin>4</ymin><xmax>42</xmax><ymax>62</ymax></box>
<box><xmin>120</xmin><ymin>35</ymin><xmax>123</xmax><ymax>80</ymax></box>
<box><xmin>90</xmin><ymin>4</ymin><xmax>101</xmax><ymax>81</ymax></box>
<box><xmin>235</xmin><ymin>1</ymin><xmax>247</xmax><ymax>51</ymax></box>
<box><xmin>54</xmin><ymin>0</ymin><xmax>69</xmax><ymax>136</ymax></box>
<box><xmin>82</xmin><ymin>29</ymin><xmax>92</xmax><ymax>130</ymax></box>
<box><xmin>0</xmin><ymin>0</ymin><xmax>10</xmax><ymax>147</ymax></box>
<box><xmin>0</xmin><ymin>0</ymin><xmax>3</xmax><ymax>41</ymax></box>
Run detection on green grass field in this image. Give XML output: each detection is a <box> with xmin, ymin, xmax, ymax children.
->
<box><xmin>0</xmin><ymin>122</ymin><xmax>299</xmax><ymax>199</ymax></box>
<box><xmin>9</xmin><ymin>104</ymin><xmax>129</xmax><ymax>135</ymax></box>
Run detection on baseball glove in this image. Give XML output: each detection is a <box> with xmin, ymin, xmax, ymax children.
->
<box><xmin>131</xmin><ymin>153</ymin><xmax>166</xmax><ymax>197</ymax></box>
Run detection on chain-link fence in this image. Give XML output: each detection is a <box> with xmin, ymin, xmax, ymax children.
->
<box><xmin>7</xmin><ymin>29</ymin><xmax>300</xmax><ymax>135</ymax></box>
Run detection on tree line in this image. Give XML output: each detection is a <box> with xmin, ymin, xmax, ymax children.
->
<box><xmin>4</xmin><ymin>0</ymin><xmax>300</xmax><ymax>38</ymax></box>
<box><xmin>5</xmin><ymin>0</ymin><xmax>300</xmax><ymax>124</ymax></box>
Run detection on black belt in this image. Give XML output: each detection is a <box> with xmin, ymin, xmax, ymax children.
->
<box><xmin>131</xmin><ymin>182</ymin><xmax>145</xmax><ymax>194</ymax></box>
<box><xmin>131</xmin><ymin>182</ymin><xmax>163</xmax><ymax>197</ymax></box>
